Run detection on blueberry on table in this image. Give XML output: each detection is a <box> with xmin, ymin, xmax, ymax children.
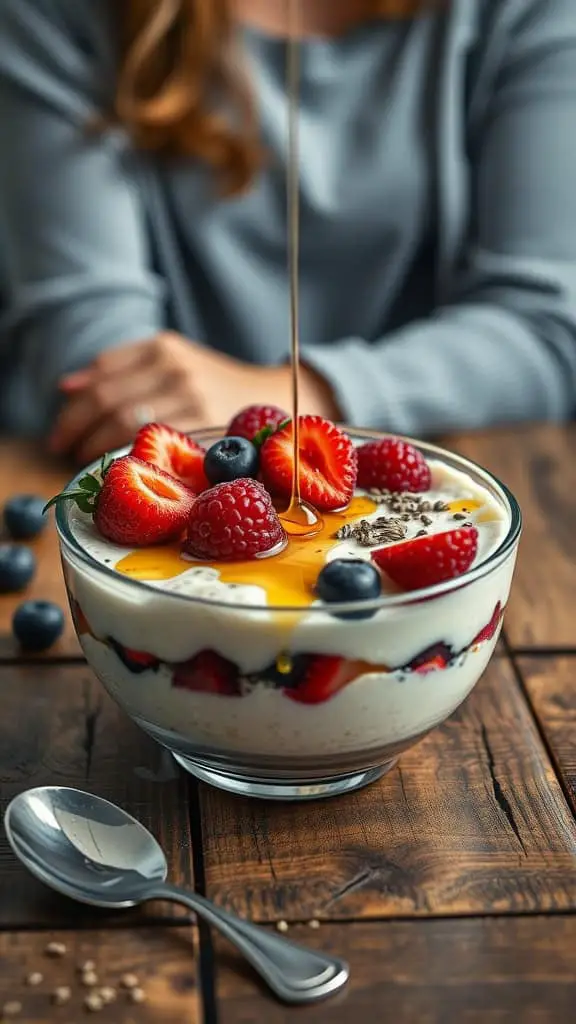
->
<box><xmin>3</xmin><ymin>495</ymin><xmax>48</xmax><ymax>540</ymax></box>
<box><xmin>204</xmin><ymin>437</ymin><xmax>259</xmax><ymax>485</ymax></box>
<box><xmin>0</xmin><ymin>544</ymin><xmax>36</xmax><ymax>593</ymax></box>
<box><xmin>12</xmin><ymin>601</ymin><xmax>65</xmax><ymax>652</ymax></box>
<box><xmin>316</xmin><ymin>559</ymin><xmax>382</xmax><ymax>620</ymax></box>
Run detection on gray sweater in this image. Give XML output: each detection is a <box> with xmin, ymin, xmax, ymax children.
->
<box><xmin>1</xmin><ymin>0</ymin><xmax>576</xmax><ymax>435</ymax></box>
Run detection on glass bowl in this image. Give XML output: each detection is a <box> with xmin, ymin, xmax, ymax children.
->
<box><xmin>56</xmin><ymin>429</ymin><xmax>521</xmax><ymax>801</ymax></box>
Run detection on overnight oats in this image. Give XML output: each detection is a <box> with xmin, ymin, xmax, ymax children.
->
<box><xmin>50</xmin><ymin>409</ymin><xmax>521</xmax><ymax>800</ymax></box>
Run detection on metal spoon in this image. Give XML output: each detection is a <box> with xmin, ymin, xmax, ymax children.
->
<box><xmin>4</xmin><ymin>786</ymin><xmax>348</xmax><ymax>1004</ymax></box>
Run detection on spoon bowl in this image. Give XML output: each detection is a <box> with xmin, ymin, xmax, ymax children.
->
<box><xmin>5</xmin><ymin>786</ymin><xmax>167</xmax><ymax>908</ymax></box>
<box><xmin>4</xmin><ymin>787</ymin><xmax>349</xmax><ymax>1004</ymax></box>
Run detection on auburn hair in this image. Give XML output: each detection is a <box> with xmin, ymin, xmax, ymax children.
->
<box><xmin>113</xmin><ymin>1</ymin><xmax>433</xmax><ymax>196</ymax></box>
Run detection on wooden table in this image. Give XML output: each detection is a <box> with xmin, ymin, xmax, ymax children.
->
<box><xmin>1</xmin><ymin>425</ymin><xmax>575</xmax><ymax>1023</ymax></box>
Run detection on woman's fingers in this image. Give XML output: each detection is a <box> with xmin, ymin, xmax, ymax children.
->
<box><xmin>50</xmin><ymin>368</ymin><xmax>179</xmax><ymax>455</ymax></box>
<box><xmin>59</xmin><ymin>340</ymin><xmax>154</xmax><ymax>393</ymax></box>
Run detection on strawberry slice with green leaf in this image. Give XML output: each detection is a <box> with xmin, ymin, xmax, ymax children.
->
<box><xmin>44</xmin><ymin>455</ymin><xmax>195</xmax><ymax>547</ymax></box>
<box><xmin>131</xmin><ymin>423</ymin><xmax>208</xmax><ymax>493</ymax></box>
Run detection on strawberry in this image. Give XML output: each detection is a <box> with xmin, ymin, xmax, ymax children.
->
<box><xmin>44</xmin><ymin>454</ymin><xmax>196</xmax><ymax>546</ymax></box>
<box><xmin>472</xmin><ymin>602</ymin><xmax>503</xmax><ymax>646</ymax></box>
<box><xmin>93</xmin><ymin>457</ymin><xmax>196</xmax><ymax>546</ymax></box>
<box><xmin>372</xmin><ymin>527</ymin><xmax>479</xmax><ymax>592</ymax></box>
<box><xmin>183</xmin><ymin>478</ymin><xmax>285</xmax><ymax>560</ymax></box>
<box><xmin>260</xmin><ymin>416</ymin><xmax>357</xmax><ymax>512</ymax></box>
<box><xmin>226</xmin><ymin>405</ymin><xmax>288</xmax><ymax>445</ymax></box>
<box><xmin>172</xmin><ymin>650</ymin><xmax>241</xmax><ymax>696</ymax></box>
<box><xmin>108</xmin><ymin>637</ymin><xmax>160</xmax><ymax>674</ymax></box>
<box><xmin>131</xmin><ymin>423</ymin><xmax>208</xmax><ymax>493</ymax></box>
<box><xmin>286</xmin><ymin>655</ymin><xmax>351</xmax><ymax>705</ymax></box>
<box><xmin>69</xmin><ymin>597</ymin><xmax>93</xmax><ymax>638</ymax></box>
<box><xmin>357</xmin><ymin>438</ymin><xmax>431</xmax><ymax>493</ymax></box>
<box><xmin>408</xmin><ymin>642</ymin><xmax>452</xmax><ymax>674</ymax></box>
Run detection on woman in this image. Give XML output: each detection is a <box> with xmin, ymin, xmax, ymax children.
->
<box><xmin>0</xmin><ymin>0</ymin><xmax>575</xmax><ymax>463</ymax></box>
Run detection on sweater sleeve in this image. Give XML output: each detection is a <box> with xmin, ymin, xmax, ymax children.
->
<box><xmin>303</xmin><ymin>0</ymin><xmax>576</xmax><ymax>434</ymax></box>
<box><xmin>0</xmin><ymin>0</ymin><xmax>164</xmax><ymax>434</ymax></box>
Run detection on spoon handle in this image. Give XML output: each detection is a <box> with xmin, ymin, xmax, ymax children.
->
<box><xmin>146</xmin><ymin>882</ymin><xmax>349</xmax><ymax>1004</ymax></box>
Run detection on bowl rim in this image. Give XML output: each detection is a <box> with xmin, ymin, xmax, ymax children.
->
<box><xmin>55</xmin><ymin>427</ymin><xmax>522</xmax><ymax>615</ymax></box>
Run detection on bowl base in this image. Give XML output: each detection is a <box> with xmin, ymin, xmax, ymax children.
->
<box><xmin>172</xmin><ymin>754</ymin><xmax>397</xmax><ymax>800</ymax></box>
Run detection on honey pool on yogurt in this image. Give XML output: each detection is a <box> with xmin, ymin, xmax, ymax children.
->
<box><xmin>113</xmin><ymin>494</ymin><xmax>486</xmax><ymax>608</ymax></box>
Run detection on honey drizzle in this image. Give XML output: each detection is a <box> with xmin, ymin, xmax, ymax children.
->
<box><xmin>115</xmin><ymin>496</ymin><xmax>378</xmax><ymax>608</ymax></box>
<box><xmin>279</xmin><ymin>0</ymin><xmax>322</xmax><ymax>538</ymax></box>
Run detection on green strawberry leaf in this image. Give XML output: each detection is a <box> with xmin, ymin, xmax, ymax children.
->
<box><xmin>100</xmin><ymin>453</ymin><xmax>114</xmax><ymax>477</ymax></box>
<box><xmin>77</xmin><ymin>473</ymin><xmax>101</xmax><ymax>494</ymax></box>
<box><xmin>75</xmin><ymin>493</ymin><xmax>97</xmax><ymax>514</ymax></box>
<box><xmin>252</xmin><ymin>425</ymin><xmax>274</xmax><ymax>449</ymax></box>
<box><xmin>43</xmin><ymin>489</ymin><xmax>91</xmax><ymax>514</ymax></box>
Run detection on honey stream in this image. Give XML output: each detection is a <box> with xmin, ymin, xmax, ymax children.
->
<box><xmin>115</xmin><ymin>0</ymin><xmax>371</xmax><ymax>608</ymax></box>
<box><xmin>279</xmin><ymin>0</ymin><xmax>322</xmax><ymax>538</ymax></box>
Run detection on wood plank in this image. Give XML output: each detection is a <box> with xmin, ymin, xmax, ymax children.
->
<box><xmin>0</xmin><ymin>663</ymin><xmax>194</xmax><ymax>928</ymax></box>
<box><xmin>0</xmin><ymin>928</ymin><xmax>200</xmax><ymax>1023</ymax></box>
<box><xmin>199</xmin><ymin>658</ymin><xmax>576</xmax><ymax>922</ymax></box>
<box><xmin>0</xmin><ymin>442</ymin><xmax>79</xmax><ymax>658</ymax></box>
<box><xmin>449</xmin><ymin>424</ymin><xmax>576</xmax><ymax>650</ymax></box>
<box><xmin>215</xmin><ymin>916</ymin><xmax>576</xmax><ymax>1024</ymax></box>
<box><xmin>518</xmin><ymin>656</ymin><xmax>576</xmax><ymax>814</ymax></box>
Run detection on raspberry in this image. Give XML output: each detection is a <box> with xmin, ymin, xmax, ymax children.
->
<box><xmin>183</xmin><ymin>479</ymin><xmax>286</xmax><ymax>561</ymax></box>
<box><xmin>226</xmin><ymin>405</ymin><xmax>288</xmax><ymax>444</ymax></box>
<box><xmin>357</xmin><ymin>438</ymin><xmax>431</xmax><ymax>493</ymax></box>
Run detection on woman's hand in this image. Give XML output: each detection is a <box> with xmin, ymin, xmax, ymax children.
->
<box><xmin>48</xmin><ymin>332</ymin><xmax>339</xmax><ymax>464</ymax></box>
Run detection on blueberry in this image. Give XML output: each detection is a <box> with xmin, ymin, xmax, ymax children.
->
<box><xmin>316</xmin><ymin>559</ymin><xmax>381</xmax><ymax>620</ymax></box>
<box><xmin>0</xmin><ymin>544</ymin><xmax>36</xmax><ymax>593</ymax></box>
<box><xmin>3</xmin><ymin>495</ymin><xmax>48</xmax><ymax>540</ymax></box>
<box><xmin>12</xmin><ymin>600</ymin><xmax>65</xmax><ymax>652</ymax></box>
<box><xmin>204</xmin><ymin>437</ymin><xmax>259</xmax><ymax>484</ymax></box>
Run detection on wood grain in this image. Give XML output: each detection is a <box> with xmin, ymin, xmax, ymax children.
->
<box><xmin>215</xmin><ymin>916</ymin><xmax>576</xmax><ymax>1023</ymax></box>
<box><xmin>518</xmin><ymin>656</ymin><xmax>576</xmax><ymax>814</ymax></box>
<box><xmin>450</xmin><ymin>424</ymin><xmax>576</xmax><ymax>650</ymax></box>
<box><xmin>199</xmin><ymin>658</ymin><xmax>576</xmax><ymax>922</ymax></box>
<box><xmin>0</xmin><ymin>663</ymin><xmax>194</xmax><ymax>929</ymax></box>
<box><xmin>0</xmin><ymin>443</ymin><xmax>79</xmax><ymax>658</ymax></box>
<box><xmin>0</xmin><ymin>928</ymin><xmax>199</xmax><ymax>1023</ymax></box>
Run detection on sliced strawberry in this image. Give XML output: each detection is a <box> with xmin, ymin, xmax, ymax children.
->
<box><xmin>69</xmin><ymin>598</ymin><xmax>92</xmax><ymax>638</ymax></box>
<box><xmin>226</xmin><ymin>405</ymin><xmax>288</xmax><ymax>446</ymax></box>
<box><xmin>357</xmin><ymin>438</ymin><xmax>431</xmax><ymax>493</ymax></box>
<box><xmin>94</xmin><ymin>456</ymin><xmax>196</xmax><ymax>546</ymax></box>
<box><xmin>132</xmin><ymin>423</ymin><xmax>208</xmax><ymax>493</ymax></box>
<box><xmin>286</xmin><ymin>655</ymin><xmax>353</xmax><ymax>705</ymax></box>
<box><xmin>172</xmin><ymin>650</ymin><xmax>241</xmax><ymax>696</ymax></box>
<box><xmin>408</xmin><ymin>642</ymin><xmax>452</xmax><ymax>674</ymax></box>
<box><xmin>472</xmin><ymin>602</ymin><xmax>503</xmax><ymax>646</ymax></box>
<box><xmin>260</xmin><ymin>416</ymin><xmax>357</xmax><ymax>512</ymax></box>
<box><xmin>372</xmin><ymin>527</ymin><xmax>478</xmax><ymax>592</ymax></box>
<box><xmin>108</xmin><ymin>637</ymin><xmax>160</xmax><ymax>674</ymax></box>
